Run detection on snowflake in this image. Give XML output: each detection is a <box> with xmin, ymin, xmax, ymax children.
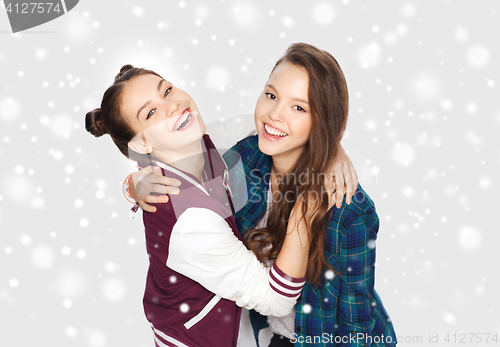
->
<box><xmin>180</xmin><ymin>303</ymin><xmax>189</xmax><ymax>313</ymax></box>
<box><xmin>302</xmin><ymin>304</ymin><xmax>312</xmax><ymax>314</ymax></box>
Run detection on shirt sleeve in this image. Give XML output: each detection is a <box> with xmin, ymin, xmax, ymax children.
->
<box><xmin>166</xmin><ymin>207</ymin><xmax>306</xmax><ymax>317</ymax></box>
<box><xmin>205</xmin><ymin>113</ymin><xmax>257</xmax><ymax>152</ymax></box>
<box><xmin>336</xmin><ymin>208</ymin><xmax>379</xmax><ymax>346</ymax></box>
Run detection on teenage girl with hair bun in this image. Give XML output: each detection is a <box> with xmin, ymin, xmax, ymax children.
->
<box><xmin>85</xmin><ymin>63</ymin><xmax>355</xmax><ymax>346</ymax></box>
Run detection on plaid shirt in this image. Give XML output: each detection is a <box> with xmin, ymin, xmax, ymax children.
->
<box><xmin>223</xmin><ymin>136</ymin><xmax>397</xmax><ymax>347</ymax></box>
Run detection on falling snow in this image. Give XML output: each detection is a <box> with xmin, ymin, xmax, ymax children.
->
<box><xmin>179</xmin><ymin>303</ymin><xmax>190</xmax><ymax>313</ymax></box>
<box><xmin>311</xmin><ymin>2</ymin><xmax>336</xmax><ymax>26</ymax></box>
<box><xmin>302</xmin><ymin>304</ymin><xmax>312</xmax><ymax>314</ymax></box>
<box><xmin>357</xmin><ymin>42</ymin><xmax>382</xmax><ymax>69</ymax></box>
<box><xmin>102</xmin><ymin>278</ymin><xmax>126</xmax><ymax>302</ymax></box>
<box><xmin>1</xmin><ymin>1</ymin><xmax>498</xmax><ymax>347</ymax></box>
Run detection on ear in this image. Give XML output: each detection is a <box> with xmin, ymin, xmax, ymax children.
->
<box><xmin>128</xmin><ymin>140</ymin><xmax>152</xmax><ymax>154</ymax></box>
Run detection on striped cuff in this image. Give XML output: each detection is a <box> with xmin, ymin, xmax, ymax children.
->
<box><xmin>269</xmin><ymin>262</ymin><xmax>307</xmax><ymax>298</ymax></box>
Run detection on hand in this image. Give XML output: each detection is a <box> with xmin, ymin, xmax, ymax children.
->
<box><xmin>330</xmin><ymin>144</ymin><xmax>358</xmax><ymax>208</ymax></box>
<box><xmin>129</xmin><ymin>166</ymin><xmax>181</xmax><ymax>213</ymax></box>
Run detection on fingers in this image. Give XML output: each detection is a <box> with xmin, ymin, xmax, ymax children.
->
<box><xmin>151</xmin><ymin>166</ymin><xmax>181</xmax><ymax>187</ymax></box>
<box><xmin>152</xmin><ymin>184</ymin><xmax>180</xmax><ymax>196</ymax></box>
<box><xmin>132</xmin><ymin>167</ymin><xmax>182</xmax><ymax>197</ymax></box>
<box><xmin>344</xmin><ymin>173</ymin><xmax>353</xmax><ymax>205</ymax></box>
<box><xmin>131</xmin><ymin>165</ymin><xmax>156</xmax><ymax>185</ymax></box>
<box><xmin>141</xmin><ymin>193</ymin><xmax>169</xmax><ymax>204</ymax></box>
<box><xmin>330</xmin><ymin>163</ymin><xmax>359</xmax><ymax>207</ymax></box>
<box><xmin>164</xmin><ymin>176</ymin><xmax>182</xmax><ymax>187</ymax></box>
<box><xmin>143</xmin><ymin>171</ymin><xmax>181</xmax><ymax>190</ymax></box>
<box><xmin>328</xmin><ymin>181</ymin><xmax>336</xmax><ymax>210</ymax></box>
<box><xmin>346</xmin><ymin>169</ymin><xmax>359</xmax><ymax>205</ymax></box>
<box><xmin>138</xmin><ymin>199</ymin><xmax>157</xmax><ymax>213</ymax></box>
<box><xmin>133</xmin><ymin>166</ymin><xmax>181</xmax><ymax>186</ymax></box>
<box><xmin>351</xmin><ymin>169</ymin><xmax>359</xmax><ymax>192</ymax></box>
<box><xmin>334</xmin><ymin>173</ymin><xmax>345</xmax><ymax>209</ymax></box>
<box><xmin>129</xmin><ymin>165</ymin><xmax>183</xmax><ymax>212</ymax></box>
<box><xmin>140</xmin><ymin>186</ymin><xmax>179</xmax><ymax>203</ymax></box>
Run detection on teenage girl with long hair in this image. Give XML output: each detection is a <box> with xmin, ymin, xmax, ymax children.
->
<box><xmin>132</xmin><ymin>43</ymin><xmax>397</xmax><ymax>346</ymax></box>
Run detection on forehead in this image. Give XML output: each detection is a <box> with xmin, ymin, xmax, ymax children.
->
<box><xmin>269</xmin><ymin>62</ymin><xmax>309</xmax><ymax>95</ymax></box>
<box><xmin>123</xmin><ymin>73</ymin><xmax>162</xmax><ymax>98</ymax></box>
<box><xmin>121</xmin><ymin>74</ymin><xmax>162</xmax><ymax>114</ymax></box>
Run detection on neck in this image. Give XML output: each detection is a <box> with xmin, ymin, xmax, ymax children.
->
<box><xmin>270</xmin><ymin>152</ymin><xmax>301</xmax><ymax>194</ymax></box>
<box><xmin>152</xmin><ymin>140</ymin><xmax>205</xmax><ymax>181</ymax></box>
<box><xmin>271</xmin><ymin>152</ymin><xmax>300</xmax><ymax>176</ymax></box>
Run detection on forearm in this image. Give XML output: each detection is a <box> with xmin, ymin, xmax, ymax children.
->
<box><xmin>166</xmin><ymin>208</ymin><xmax>305</xmax><ymax>317</ymax></box>
<box><xmin>274</xmin><ymin>207</ymin><xmax>310</xmax><ymax>279</ymax></box>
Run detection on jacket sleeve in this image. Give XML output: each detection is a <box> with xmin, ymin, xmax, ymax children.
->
<box><xmin>336</xmin><ymin>207</ymin><xmax>379</xmax><ymax>346</ymax></box>
<box><xmin>166</xmin><ymin>207</ymin><xmax>306</xmax><ymax>317</ymax></box>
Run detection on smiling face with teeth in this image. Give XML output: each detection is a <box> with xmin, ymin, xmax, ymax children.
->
<box><xmin>120</xmin><ymin>74</ymin><xmax>206</xmax><ymax>164</ymax></box>
<box><xmin>254</xmin><ymin>61</ymin><xmax>312</xmax><ymax>168</ymax></box>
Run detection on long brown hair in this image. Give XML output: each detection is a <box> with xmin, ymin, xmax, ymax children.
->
<box><xmin>245</xmin><ymin>43</ymin><xmax>350</xmax><ymax>286</ymax></box>
<box><xmin>85</xmin><ymin>64</ymin><xmax>163</xmax><ymax>161</ymax></box>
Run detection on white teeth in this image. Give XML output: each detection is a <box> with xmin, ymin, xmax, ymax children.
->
<box><xmin>175</xmin><ymin>112</ymin><xmax>190</xmax><ymax>130</ymax></box>
<box><xmin>265</xmin><ymin>124</ymin><xmax>287</xmax><ymax>137</ymax></box>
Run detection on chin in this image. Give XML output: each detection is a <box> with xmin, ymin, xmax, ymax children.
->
<box><xmin>257</xmin><ymin>136</ymin><xmax>279</xmax><ymax>156</ymax></box>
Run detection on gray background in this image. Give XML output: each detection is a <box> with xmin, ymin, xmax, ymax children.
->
<box><xmin>1</xmin><ymin>1</ymin><xmax>499</xmax><ymax>346</ymax></box>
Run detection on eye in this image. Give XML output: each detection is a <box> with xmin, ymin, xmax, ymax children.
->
<box><xmin>293</xmin><ymin>105</ymin><xmax>307</xmax><ymax>112</ymax></box>
<box><xmin>265</xmin><ymin>92</ymin><xmax>276</xmax><ymax>101</ymax></box>
<box><xmin>146</xmin><ymin>109</ymin><xmax>155</xmax><ymax>120</ymax></box>
<box><xmin>164</xmin><ymin>86</ymin><xmax>172</xmax><ymax>97</ymax></box>
<box><xmin>146</xmin><ymin>87</ymin><xmax>172</xmax><ymax>120</ymax></box>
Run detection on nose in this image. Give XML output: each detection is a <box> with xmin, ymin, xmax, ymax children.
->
<box><xmin>164</xmin><ymin>100</ymin><xmax>180</xmax><ymax>118</ymax></box>
<box><xmin>268</xmin><ymin>103</ymin><xmax>284</xmax><ymax>123</ymax></box>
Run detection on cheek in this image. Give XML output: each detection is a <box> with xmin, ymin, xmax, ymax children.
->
<box><xmin>291</xmin><ymin>117</ymin><xmax>312</xmax><ymax>139</ymax></box>
<box><xmin>254</xmin><ymin>95</ymin><xmax>266</xmax><ymax>117</ymax></box>
<box><xmin>304</xmin><ymin>121</ymin><xmax>313</xmax><ymax>138</ymax></box>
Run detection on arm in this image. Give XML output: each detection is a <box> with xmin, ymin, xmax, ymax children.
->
<box><xmin>128</xmin><ymin>166</ymin><xmax>181</xmax><ymax>212</ymax></box>
<box><xmin>128</xmin><ymin>114</ymin><xmax>256</xmax><ymax>212</ymax></box>
<box><xmin>274</xmin><ymin>198</ymin><xmax>310</xmax><ymax>277</ymax></box>
<box><xmin>336</xmin><ymin>208</ymin><xmax>379</xmax><ymax>345</ymax></box>
<box><xmin>331</xmin><ymin>144</ymin><xmax>359</xmax><ymax>208</ymax></box>
<box><xmin>166</xmin><ymin>207</ymin><xmax>309</xmax><ymax>317</ymax></box>
<box><xmin>129</xmin><ymin>143</ymin><xmax>359</xmax><ymax>212</ymax></box>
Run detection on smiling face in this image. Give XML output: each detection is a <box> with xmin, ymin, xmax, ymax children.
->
<box><xmin>120</xmin><ymin>74</ymin><xmax>205</xmax><ymax>160</ymax></box>
<box><xmin>255</xmin><ymin>61</ymin><xmax>312</xmax><ymax>163</ymax></box>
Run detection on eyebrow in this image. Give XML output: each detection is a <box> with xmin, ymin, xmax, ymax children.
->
<box><xmin>136</xmin><ymin>79</ymin><xmax>166</xmax><ymax>119</ymax></box>
<box><xmin>267</xmin><ymin>84</ymin><xmax>309</xmax><ymax>105</ymax></box>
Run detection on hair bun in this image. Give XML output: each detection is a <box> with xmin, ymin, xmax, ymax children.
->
<box><xmin>85</xmin><ymin>108</ymin><xmax>108</xmax><ymax>137</ymax></box>
<box><xmin>115</xmin><ymin>64</ymin><xmax>135</xmax><ymax>81</ymax></box>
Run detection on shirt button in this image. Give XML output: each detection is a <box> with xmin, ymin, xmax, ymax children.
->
<box><xmin>225</xmin><ymin>203</ymin><xmax>228</xmax><ymax>206</ymax></box>
<box><xmin>209</xmin><ymin>188</ymin><xmax>213</xmax><ymax>191</ymax></box>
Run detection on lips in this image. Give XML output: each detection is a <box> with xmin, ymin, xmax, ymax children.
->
<box><xmin>261</xmin><ymin>122</ymin><xmax>288</xmax><ymax>142</ymax></box>
<box><xmin>264</xmin><ymin>123</ymin><xmax>288</xmax><ymax>137</ymax></box>
<box><xmin>173</xmin><ymin>108</ymin><xmax>195</xmax><ymax>131</ymax></box>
